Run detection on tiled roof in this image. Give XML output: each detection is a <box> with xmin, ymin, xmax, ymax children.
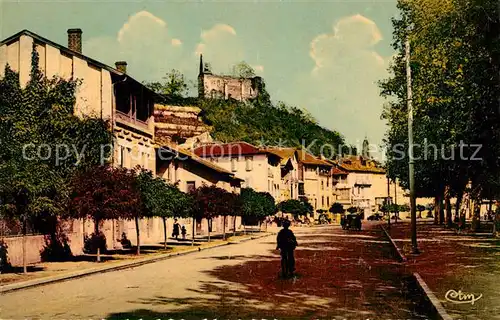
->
<box><xmin>193</xmin><ymin>142</ymin><xmax>266</xmax><ymax>157</ymax></box>
<box><xmin>295</xmin><ymin>149</ymin><xmax>333</xmax><ymax>167</ymax></box>
<box><xmin>265</xmin><ymin>147</ymin><xmax>297</xmax><ymax>165</ymax></box>
<box><xmin>157</xmin><ymin>143</ymin><xmax>240</xmax><ymax>179</ymax></box>
<box><xmin>336</xmin><ymin>156</ymin><xmax>385</xmax><ymax>174</ymax></box>
<box><xmin>332</xmin><ymin>167</ymin><xmax>348</xmax><ymax>175</ymax></box>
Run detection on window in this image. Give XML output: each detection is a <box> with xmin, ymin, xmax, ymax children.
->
<box><xmin>327</xmin><ymin>197</ymin><xmax>330</xmax><ymax>207</ymax></box>
<box><xmin>321</xmin><ymin>181</ymin><xmax>324</xmax><ymax>190</ymax></box>
<box><xmin>327</xmin><ymin>177</ymin><xmax>329</xmax><ymax>187</ymax></box>
<box><xmin>126</xmin><ymin>147</ymin><xmax>132</xmax><ymax>167</ymax></box>
<box><xmin>322</xmin><ymin>196</ymin><xmax>324</xmax><ymax>207</ymax></box>
<box><xmin>231</xmin><ymin>157</ymin><xmax>238</xmax><ymax>172</ymax></box>
<box><xmin>118</xmin><ymin>146</ymin><xmax>124</xmax><ymax>167</ymax></box>
<box><xmin>245</xmin><ymin>156</ymin><xmax>253</xmax><ymax>171</ymax></box>
<box><xmin>186</xmin><ymin>181</ymin><xmax>196</xmax><ymax>193</ymax></box>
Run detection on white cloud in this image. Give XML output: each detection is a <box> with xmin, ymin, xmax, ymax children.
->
<box><xmin>194</xmin><ymin>23</ymin><xmax>245</xmax><ymax>74</ymax></box>
<box><xmin>292</xmin><ymin>14</ymin><xmax>391</xmax><ymax>155</ymax></box>
<box><xmin>84</xmin><ymin>14</ymin><xmax>264</xmax><ymax>84</ymax></box>
<box><xmin>84</xmin><ymin>10</ymin><xmax>183</xmax><ymax>81</ymax></box>
<box><xmin>171</xmin><ymin>38</ymin><xmax>182</xmax><ymax>46</ymax></box>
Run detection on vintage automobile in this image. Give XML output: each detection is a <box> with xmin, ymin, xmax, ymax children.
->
<box><xmin>341</xmin><ymin>213</ymin><xmax>362</xmax><ymax>231</ymax></box>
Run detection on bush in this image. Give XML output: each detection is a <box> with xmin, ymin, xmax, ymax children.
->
<box><xmin>83</xmin><ymin>232</ymin><xmax>107</xmax><ymax>254</ymax></box>
<box><xmin>40</xmin><ymin>232</ymin><xmax>73</xmax><ymax>262</ymax></box>
<box><xmin>0</xmin><ymin>239</ymin><xmax>10</xmax><ymax>273</ymax></box>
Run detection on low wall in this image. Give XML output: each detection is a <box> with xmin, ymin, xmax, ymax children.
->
<box><xmin>2</xmin><ymin>216</ymin><xmax>243</xmax><ymax>266</ymax></box>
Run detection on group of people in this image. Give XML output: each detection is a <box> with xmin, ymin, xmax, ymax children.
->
<box><xmin>172</xmin><ymin>219</ymin><xmax>187</xmax><ymax>240</ymax></box>
<box><xmin>171</xmin><ymin>217</ymin><xmax>299</xmax><ymax>279</ymax></box>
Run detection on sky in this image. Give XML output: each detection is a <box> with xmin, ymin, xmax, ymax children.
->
<box><xmin>1</xmin><ymin>0</ymin><xmax>399</xmax><ymax>155</ymax></box>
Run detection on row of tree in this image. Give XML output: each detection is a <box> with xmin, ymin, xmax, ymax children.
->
<box><xmin>0</xmin><ymin>47</ymin><xmax>279</xmax><ymax>271</ymax></box>
<box><xmin>71</xmin><ymin>167</ymin><xmax>277</xmax><ymax>262</ymax></box>
<box><xmin>380</xmin><ymin>0</ymin><xmax>500</xmax><ymax>230</ymax></box>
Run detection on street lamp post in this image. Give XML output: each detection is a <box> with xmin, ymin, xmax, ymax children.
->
<box><xmin>406</xmin><ymin>31</ymin><xmax>419</xmax><ymax>254</ymax></box>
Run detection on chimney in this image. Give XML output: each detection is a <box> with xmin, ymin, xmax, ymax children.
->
<box><xmin>115</xmin><ymin>61</ymin><xmax>127</xmax><ymax>73</ymax></box>
<box><xmin>67</xmin><ymin>28</ymin><xmax>82</xmax><ymax>53</ymax></box>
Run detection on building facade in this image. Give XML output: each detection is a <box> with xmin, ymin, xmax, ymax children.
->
<box><xmin>193</xmin><ymin>142</ymin><xmax>282</xmax><ymax>201</ymax></box>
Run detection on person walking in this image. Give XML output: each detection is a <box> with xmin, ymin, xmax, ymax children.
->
<box><xmin>172</xmin><ymin>219</ymin><xmax>180</xmax><ymax>240</ymax></box>
<box><xmin>276</xmin><ymin>220</ymin><xmax>298</xmax><ymax>278</ymax></box>
<box><xmin>181</xmin><ymin>225</ymin><xmax>187</xmax><ymax>240</ymax></box>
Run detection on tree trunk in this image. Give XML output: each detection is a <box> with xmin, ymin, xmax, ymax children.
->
<box><xmin>455</xmin><ymin>189</ymin><xmax>464</xmax><ymax>221</ymax></box>
<box><xmin>445</xmin><ymin>186</ymin><xmax>452</xmax><ymax>228</ymax></box>
<box><xmin>163</xmin><ymin>217</ymin><xmax>167</xmax><ymax>250</ymax></box>
<box><xmin>222</xmin><ymin>215</ymin><xmax>226</xmax><ymax>240</ymax></box>
<box><xmin>243</xmin><ymin>219</ymin><xmax>246</xmax><ymax>235</ymax></box>
<box><xmin>134</xmin><ymin>216</ymin><xmax>140</xmax><ymax>255</ymax></box>
<box><xmin>434</xmin><ymin>196</ymin><xmax>440</xmax><ymax>224</ymax></box>
<box><xmin>472</xmin><ymin>200</ymin><xmax>481</xmax><ymax>232</ymax></box>
<box><xmin>233</xmin><ymin>216</ymin><xmax>237</xmax><ymax>237</ymax></box>
<box><xmin>95</xmin><ymin>219</ymin><xmax>101</xmax><ymax>263</ymax></box>
<box><xmin>207</xmin><ymin>219</ymin><xmax>211</xmax><ymax>243</ymax></box>
<box><xmin>22</xmin><ymin>219</ymin><xmax>27</xmax><ymax>274</ymax></box>
<box><xmin>192</xmin><ymin>217</ymin><xmax>195</xmax><ymax>246</ymax></box>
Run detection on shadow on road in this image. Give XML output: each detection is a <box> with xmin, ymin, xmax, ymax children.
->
<box><xmin>106</xmin><ymin>226</ymin><xmax>432</xmax><ymax>320</ymax></box>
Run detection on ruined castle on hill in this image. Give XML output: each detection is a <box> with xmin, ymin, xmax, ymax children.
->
<box><xmin>197</xmin><ymin>55</ymin><xmax>263</xmax><ymax>102</ymax></box>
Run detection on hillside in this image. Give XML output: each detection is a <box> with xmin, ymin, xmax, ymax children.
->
<box><xmin>146</xmin><ymin>72</ymin><xmax>351</xmax><ymax>158</ymax></box>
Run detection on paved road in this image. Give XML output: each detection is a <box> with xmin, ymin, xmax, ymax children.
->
<box><xmin>0</xmin><ymin>224</ymin><xmax>429</xmax><ymax>320</ymax></box>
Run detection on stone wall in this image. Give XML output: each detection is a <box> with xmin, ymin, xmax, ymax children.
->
<box><xmin>154</xmin><ymin>104</ymin><xmax>211</xmax><ymax>147</ymax></box>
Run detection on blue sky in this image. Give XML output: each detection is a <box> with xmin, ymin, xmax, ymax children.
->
<box><xmin>1</xmin><ymin>0</ymin><xmax>399</xmax><ymax>153</ymax></box>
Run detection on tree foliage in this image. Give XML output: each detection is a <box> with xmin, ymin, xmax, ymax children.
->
<box><xmin>329</xmin><ymin>202</ymin><xmax>345</xmax><ymax>214</ymax></box>
<box><xmin>0</xmin><ymin>45</ymin><xmax>112</xmax><ymax>269</ymax></box>
<box><xmin>278</xmin><ymin>199</ymin><xmax>310</xmax><ymax>217</ymax></box>
<box><xmin>380</xmin><ymin>0</ymin><xmax>500</xmax><ymax>208</ymax></box>
<box><xmin>240</xmin><ymin>188</ymin><xmax>275</xmax><ymax>224</ymax></box>
<box><xmin>144</xmin><ymin>67</ymin><xmax>351</xmax><ymax>157</ymax></box>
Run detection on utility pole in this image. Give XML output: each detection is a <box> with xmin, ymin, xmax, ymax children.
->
<box><xmin>394</xmin><ymin>178</ymin><xmax>398</xmax><ymax>223</ymax></box>
<box><xmin>406</xmin><ymin>32</ymin><xmax>419</xmax><ymax>254</ymax></box>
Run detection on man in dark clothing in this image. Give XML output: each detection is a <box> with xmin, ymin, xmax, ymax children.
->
<box><xmin>276</xmin><ymin>220</ymin><xmax>298</xmax><ymax>278</ymax></box>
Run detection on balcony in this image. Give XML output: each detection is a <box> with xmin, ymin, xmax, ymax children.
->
<box><xmin>115</xmin><ymin>110</ymin><xmax>150</xmax><ymax>132</ymax></box>
<box><xmin>354</xmin><ymin>179</ymin><xmax>371</xmax><ymax>187</ymax></box>
<box><xmin>268</xmin><ymin>168</ymin><xmax>274</xmax><ymax>178</ymax></box>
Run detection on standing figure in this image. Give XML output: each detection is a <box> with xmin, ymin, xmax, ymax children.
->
<box><xmin>276</xmin><ymin>220</ymin><xmax>298</xmax><ymax>278</ymax></box>
<box><xmin>181</xmin><ymin>225</ymin><xmax>187</xmax><ymax>240</ymax></box>
<box><xmin>172</xmin><ymin>219</ymin><xmax>180</xmax><ymax>240</ymax></box>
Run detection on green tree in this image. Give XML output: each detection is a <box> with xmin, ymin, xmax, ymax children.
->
<box><xmin>380</xmin><ymin>0</ymin><xmax>500</xmax><ymax>230</ymax></box>
<box><xmin>329</xmin><ymin>202</ymin><xmax>345</xmax><ymax>214</ymax></box>
<box><xmin>135</xmin><ymin>169</ymin><xmax>192</xmax><ymax>249</ymax></box>
<box><xmin>191</xmin><ymin>185</ymin><xmax>228</xmax><ymax>242</ymax></box>
<box><xmin>145</xmin><ymin>69</ymin><xmax>193</xmax><ymax>103</ymax></box>
<box><xmin>0</xmin><ymin>45</ymin><xmax>112</xmax><ymax>271</ymax></box>
<box><xmin>278</xmin><ymin>199</ymin><xmax>309</xmax><ymax>219</ymax></box>
<box><xmin>69</xmin><ymin>165</ymin><xmax>140</xmax><ymax>262</ymax></box>
<box><xmin>231</xmin><ymin>61</ymin><xmax>256</xmax><ymax>78</ymax></box>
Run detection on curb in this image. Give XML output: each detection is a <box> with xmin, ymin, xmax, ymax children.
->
<box><xmin>0</xmin><ymin>232</ymin><xmax>273</xmax><ymax>294</ymax></box>
<box><xmin>413</xmin><ymin>272</ymin><xmax>453</xmax><ymax>320</ymax></box>
<box><xmin>380</xmin><ymin>225</ymin><xmax>407</xmax><ymax>262</ymax></box>
<box><xmin>379</xmin><ymin>226</ymin><xmax>453</xmax><ymax>320</ymax></box>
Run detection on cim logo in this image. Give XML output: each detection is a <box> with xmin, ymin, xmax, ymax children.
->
<box><xmin>445</xmin><ymin>289</ymin><xmax>483</xmax><ymax>305</ymax></box>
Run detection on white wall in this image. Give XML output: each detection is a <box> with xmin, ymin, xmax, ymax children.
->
<box><xmin>0</xmin><ymin>34</ymin><xmax>113</xmax><ymax>121</ymax></box>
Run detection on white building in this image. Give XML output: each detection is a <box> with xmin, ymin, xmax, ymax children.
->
<box><xmin>193</xmin><ymin>142</ymin><xmax>282</xmax><ymax>201</ymax></box>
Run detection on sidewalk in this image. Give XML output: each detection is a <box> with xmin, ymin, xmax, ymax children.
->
<box><xmin>385</xmin><ymin>221</ymin><xmax>500</xmax><ymax>320</ymax></box>
<box><xmin>0</xmin><ymin>231</ymin><xmax>272</xmax><ymax>294</ymax></box>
